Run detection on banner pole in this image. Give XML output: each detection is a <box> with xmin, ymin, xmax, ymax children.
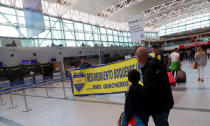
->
<box><xmin>32</xmin><ymin>87</ymin><xmax>36</xmax><ymax>96</ymax></box>
<box><xmin>9</xmin><ymin>94</ymin><xmax>17</xmax><ymax>109</ymax></box>
<box><xmin>45</xmin><ymin>84</ymin><xmax>51</xmax><ymax>98</ymax></box>
<box><xmin>22</xmin><ymin>88</ymin><xmax>32</xmax><ymax>112</ymax></box>
<box><xmin>32</xmin><ymin>75</ymin><xmax>36</xmax><ymax>96</ymax></box>
<box><xmin>61</xmin><ymin>60</ymin><xmax>68</xmax><ymax>99</ymax></box>
<box><xmin>0</xmin><ymin>95</ymin><xmax>6</xmax><ymax>105</ymax></box>
<box><xmin>62</xmin><ymin>80</ymin><xmax>67</xmax><ymax>99</ymax></box>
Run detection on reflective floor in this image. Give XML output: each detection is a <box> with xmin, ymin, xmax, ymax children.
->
<box><xmin>0</xmin><ymin>59</ymin><xmax>210</xmax><ymax>126</ymax></box>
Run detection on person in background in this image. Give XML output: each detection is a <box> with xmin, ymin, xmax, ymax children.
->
<box><xmin>195</xmin><ymin>47</ymin><xmax>207</xmax><ymax>81</ymax></box>
<box><xmin>79</xmin><ymin>56</ymin><xmax>92</xmax><ymax>69</ymax></box>
<box><xmin>152</xmin><ymin>45</ymin><xmax>169</xmax><ymax>69</ymax></box>
<box><xmin>11</xmin><ymin>40</ymin><xmax>17</xmax><ymax>47</ymax></box>
<box><xmin>152</xmin><ymin>45</ymin><xmax>162</xmax><ymax>60</ymax></box>
<box><xmin>190</xmin><ymin>48</ymin><xmax>196</xmax><ymax>62</ymax></box>
<box><xmin>169</xmin><ymin>48</ymin><xmax>181</xmax><ymax>77</ymax></box>
<box><xmin>135</xmin><ymin>47</ymin><xmax>174</xmax><ymax>126</ymax></box>
<box><xmin>207</xmin><ymin>48</ymin><xmax>210</xmax><ymax>59</ymax></box>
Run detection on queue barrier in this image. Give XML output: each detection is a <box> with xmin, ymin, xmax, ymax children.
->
<box><xmin>0</xmin><ymin>74</ymin><xmax>70</xmax><ymax>112</ymax></box>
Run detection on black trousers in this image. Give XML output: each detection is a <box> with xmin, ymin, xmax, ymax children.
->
<box><xmin>144</xmin><ymin>111</ymin><xmax>170</xmax><ymax>126</ymax></box>
<box><xmin>152</xmin><ymin>111</ymin><xmax>170</xmax><ymax>126</ymax></box>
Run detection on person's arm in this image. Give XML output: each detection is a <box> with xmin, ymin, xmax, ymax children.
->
<box><xmin>168</xmin><ymin>56</ymin><xmax>171</xmax><ymax>68</ymax></box>
<box><xmin>178</xmin><ymin>55</ymin><xmax>181</xmax><ymax>66</ymax></box>
<box><xmin>194</xmin><ymin>53</ymin><xmax>198</xmax><ymax>63</ymax></box>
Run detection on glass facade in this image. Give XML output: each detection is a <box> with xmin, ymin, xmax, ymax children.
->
<box><xmin>159</xmin><ymin>13</ymin><xmax>210</xmax><ymax>36</ymax></box>
<box><xmin>0</xmin><ymin>5</ymin><xmax>137</xmax><ymax>47</ymax></box>
<box><xmin>145</xmin><ymin>32</ymin><xmax>159</xmax><ymax>38</ymax></box>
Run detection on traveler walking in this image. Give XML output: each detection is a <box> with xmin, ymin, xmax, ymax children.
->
<box><xmin>133</xmin><ymin>46</ymin><xmax>174</xmax><ymax>126</ymax></box>
<box><xmin>207</xmin><ymin>48</ymin><xmax>210</xmax><ymax>59</ymax></box>
<box><xmin>169</xmin><ymin>48</ymin><xmax>181</xmax><ymax>77</ymax></box>
<box><xmin>195</xmin><ymin>47</ymin><xmax>207</xmax><ymax>81</ymax></box>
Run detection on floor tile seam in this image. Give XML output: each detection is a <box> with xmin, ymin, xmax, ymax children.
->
<box><xmin>0</xmin><ymin>115</ymin><xmax>23</xmax><ymax>126</ymax></box>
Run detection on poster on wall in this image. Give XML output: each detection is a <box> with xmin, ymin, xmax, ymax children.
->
<box><xmin>23</xmin><ymin>0</ymin><xmax>45</xmax><ymax>37</ymax></box>
<box><xmin>128</xmin><ymin>13</ymin><xmax>144</xmax><ymax>43</ymax></box>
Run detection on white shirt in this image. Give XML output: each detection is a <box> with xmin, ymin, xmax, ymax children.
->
<box><xmin>170</xmin><ymin>52</ymin><xmax>180</xmax><ymax>62</ymax></box>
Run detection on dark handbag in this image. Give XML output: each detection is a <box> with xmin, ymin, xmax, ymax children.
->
<box><xmin>193</xmin><ymin>62</ymin><xmax>197</xmax><ymax>69</ymax></box>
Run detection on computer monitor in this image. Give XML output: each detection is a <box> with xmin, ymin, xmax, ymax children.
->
<box><xmin>22</xmin><ymin>60</ymin><xmax>29</xmax><ymax>65</ymax></box>
<box><xmin>51</xmin><ymin>58</ymin><xmax>56</xmax><ymax>63</ymax></box>
<box><xmin>0</xmin><ymin>62</ymin><xmax>3</xmax><ymax>67</ymax></box>
<box><xmin>31</xmin><ymin>60</ymin><xmax>37</xmax><ymax>64</ymax></box>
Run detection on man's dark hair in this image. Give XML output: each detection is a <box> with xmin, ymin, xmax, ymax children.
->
<box><xmin>128</xmin><ymin>69</ymin><xmax>140</xmax><ymax>84</ymax></box>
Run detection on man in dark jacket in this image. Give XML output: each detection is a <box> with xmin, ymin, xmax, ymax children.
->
<box><xmin>135</xmin><ymin>46</ymin><xmax>174</xmax><ymax>126</ymax></box>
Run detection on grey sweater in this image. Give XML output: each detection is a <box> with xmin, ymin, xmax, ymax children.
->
<box><xmin>195</xmin><ymin>53</ymin><xmax>207</xmax><ymax>67</ymax></box>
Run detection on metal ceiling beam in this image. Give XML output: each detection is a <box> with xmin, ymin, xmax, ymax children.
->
<box><xmin>97</xmin><ymin>0</ymin><xmax>144</xmax><ymax>18</ymax></box>
<box><xmin>0</xmin><ymin>0</ymin><xmax>130</xmax><ymax>31</ymax></box>
<box><xmin>144</xmin><ymin>0</ymin><xmax>210</xmax><ymax>31</ymax></box>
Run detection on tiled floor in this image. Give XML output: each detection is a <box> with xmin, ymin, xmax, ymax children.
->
<box><xmin>0</xmin><ymin>59</ymin><xmax>210</xmax><ymax>126</ymax></box>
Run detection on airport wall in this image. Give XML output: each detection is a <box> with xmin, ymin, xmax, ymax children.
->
<box><xmin>0</xmin><ymin>47</ymin><xmax>135</xmax><ymax>67</ymax></box>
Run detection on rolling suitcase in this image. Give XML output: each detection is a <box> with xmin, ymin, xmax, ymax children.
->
<box><xmin>167</xmin><ymin>72</ymin><xmax>176</xmax><ymax>85</ymax></box>
<box><xmin>176</xmin><ymin>70</ymin><xmax>186</xmax><ymax>83</ymax></box>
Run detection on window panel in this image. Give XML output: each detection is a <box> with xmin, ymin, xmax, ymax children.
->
<box><xmin>92</xmin><ymin>26</ymin><xmax>100</xmax><ymax>33</ymax></box>
<box><xmin>17</xmin><ymin>10</ymin><xmax>24</xmax><ymax>16</ymax></box>
<box><xmin>94</xmin><ymin>34</ymin><xmax>100</xmax><ymax>41</ymax></box>
<box><xmin>38</xmin><ymin>30</ymin><xmax>51</xmax><ymax>38</ymax></box>
<box><xmin>0</xmin><ymin>26</ymin><xmax>19</xmax><ymax>37</ymax></box>
<box><xmin>124</xmin><ymin>37</ymin><xmax>128</xmax><ymax>42</ymax></box>
<box><xmin>101</xmin><ymin>35</ymin><xmax>107</xmax><ymax>41</ymax></box>
<box><xmin>76</xmin><ymin>32</ymin><xmax>85</xmax><ymax>40</ymax></box>
<box><xmin>107</xmin><ymin>29</ymin><xmax>112</xmax><ymax>35</ymax></box>
<box><xmin>53</xmin><ymin>40</ymin><xmax>64</xmax><ymax>46</ymax></box>
<box><xmin>85</xmin><ymin>33</ymin><xmax>93</xmax><ymax>40</ymax></box>
<box><xmin>113</xmin><ymin>36</ymin><xmax>118</xmax><ymax>42</ymax></box>
<box><xmin>39</xmin><ymin>40</ymin><xmax>52</xmax><ymax>47</ymax></box>
<box><xmin>123</xmin><ymin>32</ymin><xmax>128</xmax><ymax>37</ymax></box>
<box><xmin>66</xmin><ymin>40</ymin><xmax>76</xmax><ymax>47</ymax></box>
<box><xmin>86</xmin><ymin>41</ymin><xmax>94</xmax><ymax>47</ymax></box>
<box><xmin>0</xmin><ymin>6</ymin><xmax>15</xmax><ymax>15</ymax></box>
<box><xmin>65</xmin><ymin>32</ymin><xmax>75</xmax><ymax>39</ymax></box>
<box><xmin>63</xmin><ymin>22</ymin><xmax>74</xmax><ymax>31</ymax></box>
<box><xmin>108</xmin><ymin>35</ymin><xmax>113</xmax><ymax>41</ymax></box>
<box><xmin>100</xmin><ymin>28</ymin><xmax>106</xmax><ymax>34</ymax></box>
<box><xmin>18</xmin><ymin>16</ymin><xmax>26</xmax><ymax>26</ymax></box>
<box><xmin>119</xmin><ymin>37</ymin><xmax>124</xmax><ymax>42</ymax></box>
<box><xmin>113</xmin><ymin>30</ymin><xmax>118</xmax><ymax>35</ymax></box>
<box><xmin>52</xmin><ymin>30</ymin><xmax>63</xmax><ymax>39</ymax></box>
<box><xmin>102</xmin><ymin>42</ymin><xmax>108</xmax><ymax>47</ymax></box>
<box><xmin>21</xmin><ymin>40</ymin><xmax>36</xmax><ymax>47</ymax></box>
<box><xmin>84</xmin><ymin>24</ymin><xmax>92</xmax><ymax>32</ymax></box>
<box><xmin>74</xmin><ymin>22</ymin><xmax>83</xmax><ymax>31</ymax></box>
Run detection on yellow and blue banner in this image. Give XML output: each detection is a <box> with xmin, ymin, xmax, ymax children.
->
<box><xmin>70</xmin><ymin>51</ymin><xmax>153</xmax><ymax>96</ymax></box>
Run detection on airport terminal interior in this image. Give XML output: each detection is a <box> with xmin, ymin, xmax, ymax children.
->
<box><xmin>1</xmin><ymin>0</ymin><xmax>210</xmax><ymax>126</ymax></box>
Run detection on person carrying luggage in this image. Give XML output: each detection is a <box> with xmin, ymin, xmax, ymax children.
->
<box><xmin>169</xmin><ymin>48</ymin><xmax>181</xmax><ymax>77</ymax></box>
